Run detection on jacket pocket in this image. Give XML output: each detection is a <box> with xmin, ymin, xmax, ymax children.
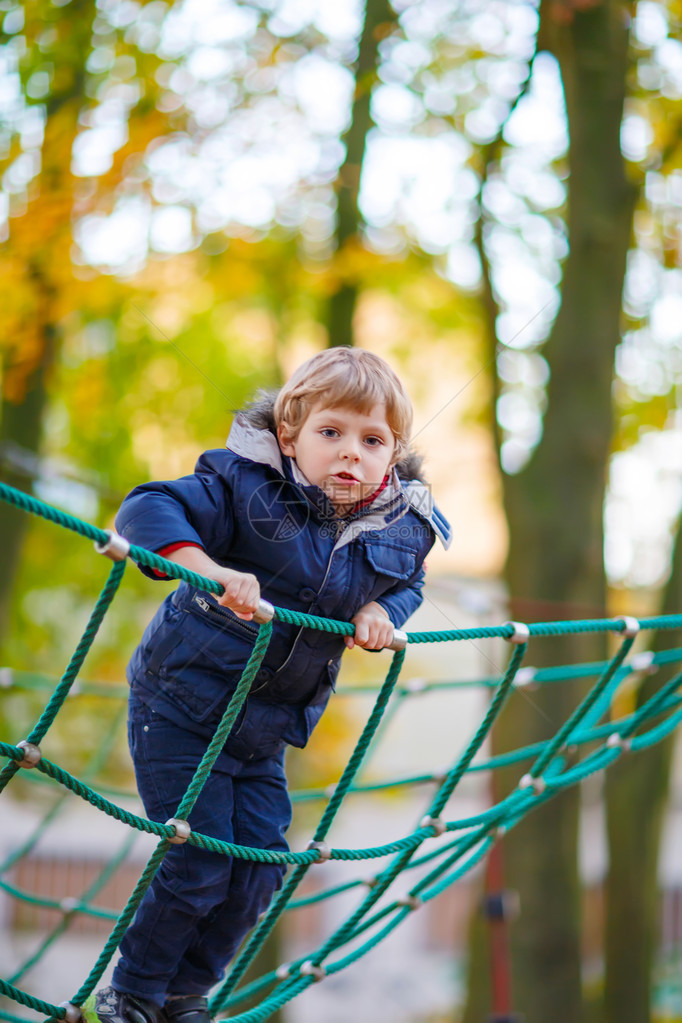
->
<box><xmin>143</xmin><ymin>615</ymin><xmax>249</xmax><ymax>724</ymax></box>
<box><xmin>362</xmin><ymin>536</ymin><xmax>417</xmax><ymax>580</ymax></box>
<box><xmin>185</xmin><ymin>591</ymin><xmax>260</xmax><ymax>641</ymax></box>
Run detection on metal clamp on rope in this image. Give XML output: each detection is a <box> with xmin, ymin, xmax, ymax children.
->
<box><xmin>16</xmin><ymin>740</ymin><xmax>41</xmax><ymax>768</ymax></box>
<box><xmin>618</xmin><ymin>616</ymin><xmax>640</xmax><ymax>638</ymax></box>
<box><xmin>630</xmin><ymin>650</ymin><xmax>657</xmax><ymax>674</ymax></box>
<box><xmin>519</xmin><ymin>772</ymin><xmax>546</xmax><ymax>795</ymax></box>
<box><xmin>59</xmin><ymin>1003</ymin><xmax>82</xmax><ymax>1023</ymax></box>
<box><xmin>388</xmin><ymin>629</ymin><xmax>408</xmax><ymax>652</ymax></box>
<box><xmin>306</xmin><ymin>839</ymin><xmax>331</xmax><ymax>863</ymax></box>
<box><xmin>503</xmin><ymin>621</ymin><xmax>530</xmax><ymax>645</ymax></box>
<box><xmin>94</xmin><ymin>530</ymin><xmax>130</xmax><ymax>562</ymax></box>
<box><xmin>165</xmin><ymin>818</ymin><xmax>192</xmax><ymax>844</ymax></box>
<box><xmin>398</xmin><ymin>894</ymin><xmax>423</xmax><ymax>911</ymax></box>
<box><xmin>606</xmin><ymin>732</ymin><xmax>632</xmax><ymax>754</ymax></box>
<box><xmin>405</xmin><ymin>677</ymin><xmax>427</xmax><ymax>693</ymax></box>
<box><xmin>419</xmin><ymin>814</ymin><xmax>447</xmax><ymax>836</ymax></box>
<box><xmin>300</xmin><ymin>961</ymin><xmax>326</xmax><ymax>981</ymax></box>
<box><xmin>252</xmin><ymin>599</ymin><xmax>275</xmax><ymax>625</ymax></box>
<box><xmin>512</xmin><ymin>666</ymin><xmax>537</xmax><ymax>689</ymax></box>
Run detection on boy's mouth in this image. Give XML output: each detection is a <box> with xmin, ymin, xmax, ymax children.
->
<box><xmin>332</xmin><ymin>472</ymin><xmax>359</xmax><ymax>484</ymax></box>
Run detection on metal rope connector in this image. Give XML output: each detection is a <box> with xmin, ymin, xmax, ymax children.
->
<box><xmin>306</xmin><ymin>839</ymin><xmax>331</xmax><ymax>862</ymax></box>
<box><xmin>512</xmin><ymin>666</ymin><xmax>537</xmax><ymax>689</ymax></box>
<box><xmin>59</xmin><ymin>1003</ymin><xmax>82</xmax><ymax>1023</ymax></box>
<box><xmin>165</xmin><ymin>818</ymin><xmax>192</xmax><ymax>844</ymax></box>
<box><xmin>300</xmin><ymin>961</ymin><xmax>326</xmax><ymax>981</ymax></box>
<box><xmin>389</xmin><ymin>629</ymin><xmax>408</xmax><ymax>652</ymax></box>
<box><xmin>503</xmin><ymin>621</ymin><xmax>530</xmax><ymax>645</ymax></box>
<box><xmin>252</xmin><ymin>599</ymin><xmax>275</xmax><ymax>624</ymax></box>
<box><xmin>606</xmin><ymin>732</ymin><xmax>632</xmax><ymax>754</ymax></box>
<box><xmin>419</xmin><ymin>814</ymin><xmax>447</xmax><ymax>836</ymax></box>
<box><xmin>618</xmin><ymin>616</ymin><xmax>640</xmax><ymax>638</ymax></box>
<box><xmin>405</xmin><ymin>677</ymin><xmax>427</xmax><ymax>693</ymax></box>
<box><xmin>630</xmin><ymin>650</ymin><xmax>657</xmax><ymax>674</ymax></box>
<box><xmin>398</xmin><ymin>894</ymin><xmax>423</xmax><ymax>911</ymax></box>
<box><xmin>519</xmin><ymin>773</ymin><xmax>546</xmax><ymax>795</ymax></box>
<box><xmin>94</xmin><ymin>530</ymin><xmax>130</xmax><ymax>562</ymax></box>
<box><xmin>16</xmin><ymin>740</ymin><xmax>41</xmax><ymax>768</ymax></box>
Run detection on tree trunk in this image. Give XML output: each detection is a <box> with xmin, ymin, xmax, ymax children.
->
<box><xmin>0</xmin><ymin>0</ymin><xmax>94</xmax><ymax>648</ymax></box>
<box><xmin>602</xmin><ymin>523</ymin><xmax>682</xmax><ymax>1023</ymax></box>
<box><xmin>464</xmin><ymin>4</ymin><xmax>636</xmax><ymax>1022</ymax></box>
<box><xmin>0</xmin><ymin>331</ymin><xmax>55</xmax><ymax>643</ymax></box>
<box><xmin>326</xmin><ymin>0</ymin><xmax>396</xmax><ymax>348</ymax></box>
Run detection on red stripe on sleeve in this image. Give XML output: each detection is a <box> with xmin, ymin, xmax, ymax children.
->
<box><xmin>153</xmin><ymin>542</ymin><xmax>203</xmax><ymax>579</ymax></box>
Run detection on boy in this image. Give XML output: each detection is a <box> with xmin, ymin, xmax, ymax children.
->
<box><xmin>95</xmin><ymin>347</ymin><xmax>450</xmax><ymax>1023</ymax></box>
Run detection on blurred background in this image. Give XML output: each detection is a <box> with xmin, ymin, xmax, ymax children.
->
<box><xmin>1</xmin><ymin>0</ymin><xmax>682</xmax><ymax>1021</ymax></box>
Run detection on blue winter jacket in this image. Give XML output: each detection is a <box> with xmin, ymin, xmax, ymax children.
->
<box><xmin>116</xmin><ymin>399</ymin><xmax>451</xmax><ymax>760</ymax></box>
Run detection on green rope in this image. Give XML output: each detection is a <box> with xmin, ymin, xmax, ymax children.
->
<box><xmin>0</xmin><ymin>561</ymin><xmax>125</xmax><ymax>795</ymax></box>
<box><xmin>0</xmin><ymin>479</ymin><xmax>679</xmax><ymax>1023</ymax></box>
<box><xmin>210</xmin><ymin>648</ymin><xmax>406</xmax><ymax>1009</ymax></box>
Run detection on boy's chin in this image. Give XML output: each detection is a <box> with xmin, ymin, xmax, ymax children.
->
<box><xmin>324</xmin><ymin>484</ymin><xmax>363</xmax><ymax>514</ymax></box>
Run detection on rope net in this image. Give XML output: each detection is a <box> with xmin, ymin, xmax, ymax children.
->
<box><xmin>0</xmin><ymin>480</ymin><xmax>681</xmax><ymax>1023</ymax></box>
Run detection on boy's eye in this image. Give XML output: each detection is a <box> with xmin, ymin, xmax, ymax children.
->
<box><xmin>320</xmin><ymin>428</ymin><xmax>339</xmax><ymax>438</ymax></box>
<box><xmin>364</xmin><ymin>436</ymin><xmax>383</xmax><ymax>446</ymax></box>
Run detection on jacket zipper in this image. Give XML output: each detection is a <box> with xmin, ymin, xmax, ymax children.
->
<box><xmin>191</xmin><ymin>594</ymin><xmax>257</xmax><ymax>635</ymax></box>
<box><xmin>189</xmin><ymin>592</ymin><xmax>261</xmax><ymax>733</ymax></box>
<box><xmin>268</xmin><ymin>529</ymin><xmax>347</xmax><ymax>681</ymax></box>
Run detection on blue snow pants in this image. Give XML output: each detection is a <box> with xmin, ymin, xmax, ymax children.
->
<box><xmin>112</xmin><ymin>694</ymin><xmax>291</xmax><ymax>1006</ymax></box>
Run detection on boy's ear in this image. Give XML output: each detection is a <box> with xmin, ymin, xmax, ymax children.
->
<box><xmin>277</xmin><ymin>422</ymin><xmax>296</xmax><ymax>457</ymax></box>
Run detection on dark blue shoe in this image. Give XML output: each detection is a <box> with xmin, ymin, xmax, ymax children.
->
<box><xmin>94</xmin><ymin>987</ymin><xmax>165</xmax><ymax>1023</ymax></box>
<box><xmin>164</xmin><ymin>996</ymin><xmax>214</xmax><ymax>1023</ymax></box>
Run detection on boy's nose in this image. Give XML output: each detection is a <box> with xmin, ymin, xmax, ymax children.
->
<box><xmin>340</xmin><ymin>439</ymin><xmax>361</xmax><ymax>461</ymax></box>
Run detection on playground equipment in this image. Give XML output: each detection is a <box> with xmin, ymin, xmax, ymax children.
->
<box><xmin>0</xmin><ymin>480</ymin><xmax>681</xmax><ymax>1023</ymax></box>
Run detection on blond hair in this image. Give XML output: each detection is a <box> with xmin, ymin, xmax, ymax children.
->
<box><xmin>274</xmin><ymin>348</ymin><xmax>412</xmax><ymax>462</ymax></box>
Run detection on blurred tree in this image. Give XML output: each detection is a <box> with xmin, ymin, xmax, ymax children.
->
<box><xmin>2</xmin><ymin>1</ymin><xmax>682</xmax><ymax>1018</ymax></box>
<box><xmin>0</xmin><ymin>0</ymin><xmax>96</xmax><ymax>644</ymax></box>
<box><xmin>464</xmin><ymin>2</ymin><xmax>637</xmax><ymax>1021</ymax></box>
<box><xmin>0</xmin><ymin>0</ymin><xmax>173</xmax><ymax>647</ymax></box>
<box><xmin>326</xmin><ymin>0</ymin><xmax>397</xmax><ymax>348</ymax></box>
<box><xmin>603</xmin><ymin>525</ymin><xmax>682</xmax><ymax>1023</ymax></box>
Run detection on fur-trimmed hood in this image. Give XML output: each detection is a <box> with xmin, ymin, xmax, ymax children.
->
<box><xmin>227</xmin><ymin>390</ymin><xmax>451</xmax><ymax>549</ymax></box>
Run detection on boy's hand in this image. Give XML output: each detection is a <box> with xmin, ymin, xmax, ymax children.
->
<box><xmin>214</xmin><ymin>568</ymin><xmax>261</xmax><ymax>620</ymax></box>
<box><xmin>165</xmin><ymin>547</ymin><xmax>260</xmax><ymax>620</ymax></box>
<box><xmin>346</xmin><ymin>602</ymin><xmax>394</xmax><ymax>651</ymax></box>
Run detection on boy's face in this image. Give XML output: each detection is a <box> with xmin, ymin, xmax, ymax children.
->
<box><xmin>278</xmin><ymin>402</ymin><xmax>397</xmax><ymax>513</ymax></box>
